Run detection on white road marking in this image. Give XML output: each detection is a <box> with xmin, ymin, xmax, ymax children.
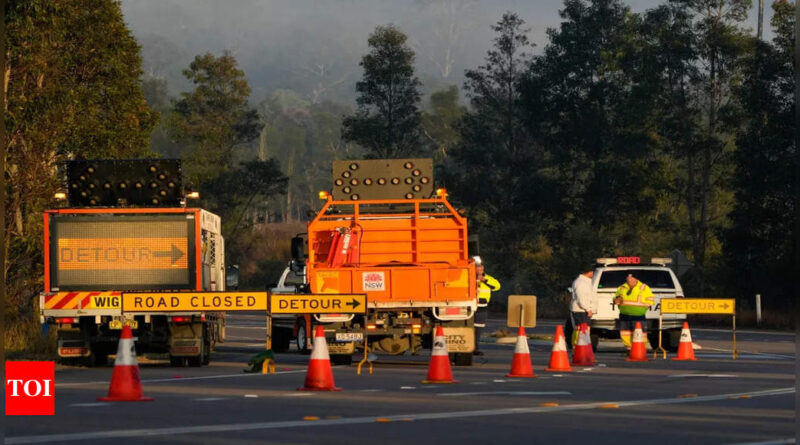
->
<box><xmin>692</xmin><ymin>328</ymin><xmax>796</xmax><ymax>336</ymax></box>
<box><xmin>492</xmin><ymin>379</ymin><xmax>506</xmax><ymax>383</ymax></box>
<box><xmin>400</xmin><ymin>386</ymin><xmax>415</xmax><ymax>390</ymax></box>
<box><xmin>728</xmin><ymin>438</ymin><xmax>796</xmax><ymax>445</ymax></box>
<box><xmin>57</xmin><ymin>369</ymin><xmax>307</xmax><ymax>387</ymax></box>
<box><xmin>693</xmin><ymin>351</ymin><xmax>794</xmax><ymax>360</ymax></box>
<box><xmin>67</xmin><ymin>403</ymin><xmax>111</xmax><ymax>408</ymax></box>
<box><xmin>244</xmin><ymin>394</ymin><xmax>258</xmax><ymax>398</ymax></box>
<box><xmin>283</xmin><ymin>393</ymin><xmax>313</xmax><ymax>397</ymax></box>
<box><xmin>8</xmin><ymin>387</ymin><xmax>793</xmax><ymax>444</ymax></box>
<box><xmin>194</xmin><ymin>398</ymin><xmax>227</xmax><ymax>402</ymax></box>
<box><xmin>438</xmin><ymin>391</ymin><xmax>572</xmax><ymax>397</ymax></box>
<box><xmin>359</xmin><ymin>389</ymin><xmax>382</xmax><ymax>392</ymax></box>
<box><xmin>668</xmin><ymin>374</ymin><xmax>737</xmax><ymax>378</ymax></box>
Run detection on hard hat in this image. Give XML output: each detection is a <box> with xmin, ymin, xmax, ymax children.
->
<box><xmin>473</xmin><ymin>256</ymin><xmax>482</xmax><ymax>266</ymax></box>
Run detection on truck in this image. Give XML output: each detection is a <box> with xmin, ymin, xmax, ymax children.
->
<box><xmin>285</xmin><ymin>159</ymin><xmax>478</xmax><ymax>366</ymax></box>
<box><xmin>39</xmin><ymin>159</ymin><xmax>227</xmax><ymax>367</ymax></box>
<box><xmin>565</xmin><ymin>256</ymin><xmax>687</xmax><ymax>352</ymax></box>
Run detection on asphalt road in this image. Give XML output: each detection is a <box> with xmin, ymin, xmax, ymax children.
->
<box><xmin>6</xmin><ymin>315</ymin><xmax>796</xmax><ymax>445</ymax></box>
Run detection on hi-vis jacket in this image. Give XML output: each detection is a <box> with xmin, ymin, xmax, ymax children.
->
<box><xmin>615</xmin><ymin>281</ymin><xmax>654</xmax><ymax>316</ymax></box>
<box><xmin>478</xmin><ymin>274</ymin><xmax>501</xmax><ymax>306</ymax></box>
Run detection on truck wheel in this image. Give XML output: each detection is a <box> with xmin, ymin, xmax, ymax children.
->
<box><xmin>272</xmin><ymin>328</ymin><xmax>291</xmax><ymax>353</ymax></box>
<box><xmin>296</xmin><ymin>320</ymin><xmax>310</xmax><ymax>354</ymax></box>
<box><xmin>169</xmin><ymin>356</ymin><xmax>185</xmax><ymax>367</ymax></box>
<box><xmin>202</xmin><ymin>331</ymin><xmax>211</xmax><ymax>366</ymax></box>
<box><xmin>453</xmin><ymin>353</ymin><xmax>473</xmax><ymax>366</ymax></box>
<box><xmin>563</xmin><ymin>318</ymin><xmax>574</xmax><ymax>350</ymax></box>
<box><xmin>331</xmin><ymin>354</ymin><xmax>352</xmax><ymax>366</ymax></box>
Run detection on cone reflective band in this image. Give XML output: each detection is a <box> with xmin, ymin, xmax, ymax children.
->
<box><xmin>572</xmin><ymin>323</ymin><xmax>596</xmax><ymax>366</ymax></box>
<box><xmin>298</xmin><ymin>325</ymin><xmax>341</xmax><ymax>391</ymax></box>
<box><xmin>626</xmin><ymin>322</ymin><xmax>648</xmax><ymax>362</ymax></box>
<box><xmin>545</xmin><ymin>325</ymin><xmax>572</xmax><ymax>372</ymax></box>
<box><xmin>506</xmin><ymin>326</ymin><xmax>536</xmax><ymax>378</ymax></box>
<box><xmin>98</xmin><ymin>325</ymin><xmax>153</xmax><ymax>401</ymax></box>
<box><xmin>421</xmin><ymin>326</ymin><xmax>457</xmax><ymax>384</ymax></box>
<box><xmin>672</xmin><ymin>322</ymin><xmax>697</xmax><ymax>361</ymax></box>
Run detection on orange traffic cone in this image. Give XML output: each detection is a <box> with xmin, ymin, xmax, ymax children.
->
<box><xmin>626</xmin><ymin>322</ymin><xmax>648</xmax><ymax>362</ymax></box>
<box><xmin>672</xmin><ymin>322</ymin><xmax>697</xmax><ymax>361</ymax></box>
<box><xmin>572</xmin><ymin>323</ymin><xmax>596</xmax><ymax>366</ymax></box>
<box><xmin>98</xmin><ymin>325</ymin><xmax>153</xmax><ymax>402</ymax></box>
<box><xmin>545</xmin><ymin>325</ymin><xmax>573</xmax><ymax>372</ymax></box>
<box><xmin>506</xmin><ymin>326</ymin><xmax>536</xmax><ymax>378</ymax></box>
<box><xmin>421</xmin><ymin>326</ymin><xmax>458</xmax><ymax>384</ymax></box>
<box><xmin>298</xmin><ymin>325</ymin><xmax>341</xmax><ymax>391</ymax></box>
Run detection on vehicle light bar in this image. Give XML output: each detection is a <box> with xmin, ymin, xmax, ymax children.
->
<box><xmin>650</xmin><ymin>257</ymin><xmax>672</xmax><ymax>265</ymax></box>
<box><xmin>596</xmin><ymin>258</ymin><xmax>617</xmax><ymax>265</ymax></box>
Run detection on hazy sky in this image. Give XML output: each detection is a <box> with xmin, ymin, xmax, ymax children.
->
<box><xmin>120</xmin><ymin>0</ymin><xmax>774</xmax><ymax>104</ymax></box>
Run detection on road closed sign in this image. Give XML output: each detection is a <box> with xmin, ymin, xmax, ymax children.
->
<box><xmin>122</xmin><ymin>292</ymin><xmax>268</xmax><ymax>312</ymax></box>
<box><xmin>270</xmin><ymin>293</ymin><xmax>367</xmax><ymax>314</ymax></box>
<box><xmin>660</xmin><ymin>298</ymin><xmax>735</xmax><ymax>315</ymax></box>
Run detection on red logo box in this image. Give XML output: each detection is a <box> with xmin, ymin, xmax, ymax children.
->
<box><xmin>5</xmin><ymin>361</ymin><xmax>55</xmax><ymax>415</ymax></box>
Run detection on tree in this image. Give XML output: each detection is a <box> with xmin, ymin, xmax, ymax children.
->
<box><xmin>342</xmin><ymin>25</ymin><xmax>424</xmax><ymax>158</ymax></box>
<box><xmin>421</xmin><ymin>85</ymin><xmax>464</xmax><ymax>160</ymax></box>
<box><xmin>168</xmin><ymin>52</ymin><xmax>260</xmax><ymax>183</ymax></box>
<box><xmin>4</xmin><ymin>0</ymin><xmax>156</xmax><ymax>322</ymax></box>
<box><xmin>726</xmin><ymin>1</ymin><xmax>795</xmax><ymax>306</ymax></box>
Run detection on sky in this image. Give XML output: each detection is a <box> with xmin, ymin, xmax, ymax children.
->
<box><xmin>120</xmin><ymin>0</ymin><xmax>776</xmax><ymax>105</ymax></box>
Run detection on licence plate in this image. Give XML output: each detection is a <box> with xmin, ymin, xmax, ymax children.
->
<box><xmin>335</xmin><ymin>332</ymin><xmax>363</xmax><ymax>342</ymax></box>
<box><xmin>109</xmin><ymin>320</ymin><xmax>138</xmax><ymax>330</ymax></box>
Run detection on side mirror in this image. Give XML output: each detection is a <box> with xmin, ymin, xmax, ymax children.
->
<box><xmin>226</xmin><ymin>265</ymin><xmax>240</xmax><ymax>291</ymax></box>
<box><xmin>291</xmin><ymin>236</ymin><xmax>305</xmax><ymax>262</ymax></box>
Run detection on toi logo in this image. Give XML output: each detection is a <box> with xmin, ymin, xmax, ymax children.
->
<box><xmin>5</xmin><ymin>361</ymin><xmax>55</xmax><ymax>415</ymax></box>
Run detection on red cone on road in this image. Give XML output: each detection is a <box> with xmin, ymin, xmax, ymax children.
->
<box><xmin>672</xmin><ymin>322</ymin><xmax>697</xmax><ymax>361</ymax></box>
<box><xmin>421</xmin><ymin>326</ymin><xmax>458</xmax><ymax>384</ymax></box>
<box><xmin>506</xmin><ymin>326</ymin><xmax>536</xmax><ymax>378</ymax></box>
<box><xmin>545</xmin><ymin>325</ymin><xmax>573</xmax><ymax>372</ymax></box>
<box><xmin>626</xmin><ymin>322</ymin><xmax>649</xmax><ymax>362</ymax></box>
<box><xmin>571</xmin><ymin>323</ymin><xmax>596</xmax><ymax>366</ymax></box>
<box><xmin>298</xmin><ymin>325</ymin><xmax>341</xmax><ymax>391</ymax></box>
<box><xmin>98</xmin><ymin>325</ymin><xmax>153</xmax><ymax>402</ymax></box>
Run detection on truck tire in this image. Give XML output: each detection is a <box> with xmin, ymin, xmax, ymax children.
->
<box><xmin>272</xmin><ymin>328</ymin><xmax>291</xmax><ymax>353</ymax></box>
<box><xmin>563</xmin><ymin>318</ymin><xmax>574</xmax><ymax>350</ymax></box>
<box><xmin>453</xmin><ymin>352</ymin><xmax>473</xmax><ymax>366</ymax></box>
<box><xmin>296</xmin><ymin>320</ymin><xmax>310</xmax><ymax>354</ymax></box>
<box><xmin>169</xmin><ymin>356</ymin><xmax>185</xmax><ymax>367</ymax></box>
<box><xmin>331</xmin><ymin>354</ymin><xmax>352</xmax><ymax>366</ymax></box>
<box><xmin>202</xmin><ymin>326</ymin><xmax>211</xmax><ymax>365</ymax></box>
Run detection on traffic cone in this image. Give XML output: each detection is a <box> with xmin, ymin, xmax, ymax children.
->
<box><xmin>298</xmin><ymin>325</ymin><xmax>341</xmax><ymax>391</ymax></box>
<box><xmin>421</xmin><ymin>326</ymin><xmax>458</xmax><ymax>384</ymax></box>
<box><xmin>672</xmin><ymin>322</ymin><xmax>697</xmax><ymax>361</ymax></box>
<box><xmin>626</xmin><ymin>322</ymin><xmax>648</xmax><ymax>362</ymax></box>
<box><xmin>98</xmin><ymin>325</ymin><xmax>153</xmax><ymax>402</ymax></box>
<box><xmin>506</xmin><ymin>326</ymin><xmax>536</xmax><ymax>378</ymax></box>
<box><xmin>545</xmin><ymin>325</ymin><xmax>573</xmax><ymax>372</ymax></box>
<box><xmin>572</xmin><ymin>323</ymin><xmax>596</xmax><ymax>366</ymax></box>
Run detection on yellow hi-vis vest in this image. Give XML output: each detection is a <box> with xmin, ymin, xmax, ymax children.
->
<box><xmin>615</xmin><ymin>281</ymin><xmax>654</xmax><ymax>316</ymax></box>
<box><xmin>478</xmin><ymin>274</ymin><xmax>501</xmax><ymax>306</ymax></box>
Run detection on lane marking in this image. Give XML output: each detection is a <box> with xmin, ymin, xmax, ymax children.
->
<box><xmin>9</xmin><ymin>388</ymin><xmax>792</xmax><ymax>444</ymax></box>
<box><xmin>67</xmin><ymin>403</ymin><xmax>110</xmax><ymax>408</ymax></box>
<box><xmin>698</xmin><ymin>347</ymin><xmax>794</xmax><ymax>360</ymax></box>
<box><xmin>667</xmin><ymin>374</ymin><xmax>737</xmax><ymax>378</ymax></box>
<box><xmin>244</xmin><ymin>394</ymin><xmax>258</xmax><ymax>398</ymax></box>
<box><xmin>438</xmin><ymin>391</ymin><xmax>572</xmax><ymax>397</ymax></box>
<box><xmin>400</xmin><ymin>386</ymin><xmax>416</xmax><ymax>390</ymax></box>
<box><xmin>57</xmin><ymin>369</ymin><xmax>307</xmax><ymax>387</ymax></box>
<box><xmin>194</xmin><ymin>398</ymin><xmax>227</xmax><ymax>402</ymax></box>
<box><xmin>359</xmin><ymin>389</ymin><xmax>382</xmax><ymax>392</ymax></box>
<box><xmin>283</xmin><ymin>393</ymin><xmax>313</xmax><ymax>397</ymax></box>
<box><xmin>729</xmin><ymin>439</ymin><xmax>796</xmax><ymax>445</ymax></box>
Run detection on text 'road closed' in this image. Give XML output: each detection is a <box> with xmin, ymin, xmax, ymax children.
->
<box><xmin>122</xmin><ymin>292</ymin><xmax>268</xmax><ymax>312</ymax></box>
<box><xmin>270</xmin><ymin>294</ymin><xmax>367</xmax><ymax>314</ymax></box>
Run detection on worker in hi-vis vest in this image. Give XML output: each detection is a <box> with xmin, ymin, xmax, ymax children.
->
<box><xmin>614</xmin><ymin>274</ymin><xmax>654</xmax><ymax>349</ymax></box>
<box><xmin>473</xmin><ymin>256</ymin><xmax>500</xmax><ymax>356</ymax></box>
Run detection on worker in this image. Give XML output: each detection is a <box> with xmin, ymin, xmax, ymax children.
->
<box><xmin>614</xmin><ymin>273</ymin><xmax>654</xmax><ymax>349</ymax></box>
<box><xmin>569</xmin><ymin>266</ymin><xmax>596</xmax><ymax>347</ymax></box>
<box><xmin>473</xmin><ymin>256</ymin><xmax>500</xmax><ymax>356</ymax></box>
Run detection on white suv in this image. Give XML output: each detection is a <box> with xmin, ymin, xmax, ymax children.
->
<box><xmin>566</xmin><ymin>257</ymin><xmax>686</xmax><ymax>351</ymax></box>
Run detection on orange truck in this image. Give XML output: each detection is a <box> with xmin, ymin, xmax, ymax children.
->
<box><xmin>288</xmin><ymin>159</ymin><xmax>478</xmax><ymax>366</ymax></box>
<box><xmin>39</xmin><ymin>160</ymin><xmax>226</xmax><ymax>366</ymax></box>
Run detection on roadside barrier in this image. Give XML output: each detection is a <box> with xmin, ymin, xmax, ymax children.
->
<box><xmin>672</xmin><ymin>322</ymin><xmax>697</xmax><ymax>361</ymax></box>
<box><xmin>421</xmin><ymin>325</ymin><xmax>458</xmax><ymax>384</ymax></box>
<box><xmin>626</xmin><ymin>322</ymin><xmax>648</xmax><ymax>362</ymax></box>
<box><xmin>571</xmin><ymin>323</ymin><xmax>596</xmax><ymax>366</ymax></box>
<box><xmin>506</xmin><ymin>326</ymin><xmax>536</xmax><ymax>378</ymax></box>
<box><xmin>545</xmin><ymin>325</ymin><xmax>573</xmax><ymax>372</ymax></box>
<box><xmin>298</xmin><ymin>325</ymin><xmax>341</xmax><ymax>391</ymax></box>
<box><xmin>98</xmin><ymin>325</ymin><xmax>153</xmax><ymax>402</ymax></box>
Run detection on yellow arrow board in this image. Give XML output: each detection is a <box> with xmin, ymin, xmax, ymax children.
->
<box><xmin>122</xmin><ymin>292</ymin><xmax>268</xmax><ymax>312</ymax></box>
<box><xmin>660</xmin><ymin>298</ymin><xmax>735</xmax><ymax>315</ymax></box>
<box><xmin>270</xmin><ymin>294</ymin><xmax>367</xmax><ymax>314</ymax></box>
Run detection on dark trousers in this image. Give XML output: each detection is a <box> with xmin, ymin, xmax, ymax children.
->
<box><xmin>474</xmin><ymin>306</ymin><xmax>487</xmax><ymax>351</ymax></box>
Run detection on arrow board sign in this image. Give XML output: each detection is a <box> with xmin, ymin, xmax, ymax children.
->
<box><xmin>660</xmin><ymin>298</ymin><xmax>735</xmax><ymax>315</ymax></box>
<box><xmin>270</xmin><ymin>294</ymin><xmax>367</xmax><ymax>314</ymax></box>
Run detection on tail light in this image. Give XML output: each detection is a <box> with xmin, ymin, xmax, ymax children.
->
<box><xmin>171</xmin><ymin>316</ymin><xmax>189</xmax><ymax>323</ymax></box>
<box><xmin>55</xmin><ymin>317</ymin><xmax>75</xmax><ymax>325</ymax></box>
<box><xmin>366</xmin><ymin>323</ymin><xmax>377</xmax><ymax>330</ymax></box>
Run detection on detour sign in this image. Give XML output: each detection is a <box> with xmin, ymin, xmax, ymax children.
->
<box><xmin>270</xmin><ymin>294</ymin><xmax>367</xmax><ymax>314</ymax></box>
<box><xmin>660</xmin><ymin>298</ymin><xmax>735</xmax><ymax>315</ymax></box>
<box><xmin>122</xmin><ymin>292</ymin><xmax>268</xmax><ymax>312</ymax></box>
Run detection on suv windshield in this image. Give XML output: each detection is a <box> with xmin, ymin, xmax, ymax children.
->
<box><xmin>597</xmin><ymin>269</ymin><xmax>675</xmax><ymax>289</ymax></box>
